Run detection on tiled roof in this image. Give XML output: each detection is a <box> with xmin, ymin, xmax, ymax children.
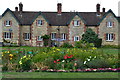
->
<box><xmin>117</xmin><ymin>17</ymin><xmax>120</xmax><ymax>22</ymax></box>
<box><xmin>12</xmin><ymin>11</ymin><xmax>107</xmax><ymax>26</ymax></box>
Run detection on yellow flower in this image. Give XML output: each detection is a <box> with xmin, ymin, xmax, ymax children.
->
<box><xmin>2</xmin><ymin>55</ymin><xmax>3</xmax><ymax>56</ymax></box>
<box><xmin>19</xmin><ymin>61</ymin><xmax>22</xmax><ymax>65</ymax></box>
<box><xmin>7</xmin><ymin>51</ymin><xmax>10</xmax><ymax>53</ymax></box>
<box><xmin>56</xmin><ymin>49</ymin><xmax>60</xmax><ymax>51</ymax></box>
<box><xmin>9</xmin><ymin>54</ymin><xmax>13</xmax><ymax>57</ymax></box>
<box><xmin>23</xmin><ymin>56</ymin><xmax>26</xmax><ymax>58</ymax></box>
<box><xmin>10</xmin><ymin>58</ymin><xmax>12</xmax><ymax>60</ymax></box>
<box><xmin>92</xmin><ymin>47</ymin><xmax>97</xmax><ymax>50</ymax></box>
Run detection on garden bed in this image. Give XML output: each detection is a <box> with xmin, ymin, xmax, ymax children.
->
<box><xmin>1</xmin><ymin>46</ymin><xmax>119</xmax><ymax>73</ymax></box>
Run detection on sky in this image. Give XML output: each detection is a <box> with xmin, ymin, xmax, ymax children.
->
<box><xmin>0</xmin><ymin>0</ymin><xmax>119</xmax><ymax>16</ymax></box>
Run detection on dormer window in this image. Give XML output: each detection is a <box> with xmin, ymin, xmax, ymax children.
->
<box><xmin>37</xmin><ymin>20</ymin><xmax>43</xmax><ymax>26</ymax></box>
<box><xmin>5</xmin><ymin>20</ymin><xmax>11</xmax><ymax>26</ymax></box>
<box><xmin>107</xmin><ymin>21</ymin><xmax>112</xmax><ymax>27</ymax></box>
<box><xmin>73</xmin><ymin>20</ymin><xmax>80</xmax><ymax>26</ymax></box>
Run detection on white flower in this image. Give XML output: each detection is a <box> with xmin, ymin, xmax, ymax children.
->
<box><xmin>62</xmin><ymin>60</ymin><xmax>65</xmax><ymax>62</ymax></box>
<box><xmin>87</xmin><ymin>58</ymin><xmax>90</xmax><ymax>61</ymax></box>
<box><xmin>84</xmin><ymin>61</ymin><xmax>87</xmax><ymax>64</ymax></box>
<box><xmin>89</xmin><ymin>56</ymin><xmax>92</xmax><ymax>58</ymax></box>
<box><xmin>94</xmin><ymin>56</ymin><xmax>96</xmax><ymax>58</ymax></box>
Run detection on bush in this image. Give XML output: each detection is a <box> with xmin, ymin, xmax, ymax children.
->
<box><xmin>82</xmin><ymin>28</ymin><xmax>102</xmax><ymax>48</ymax></box>
<box><xmin>86</xmin><ymin>59</ymin><xmax>110</xmax><ymax>68</ymax></box>
<box><xmin>94</xmin><ymin>39</ymin><xmax>102</xmax><ymax>48</ymax></box>
<box><xmin>102</xmin><ymin>45</ymin><xmax>120</xmax><ymax>49</ymax></box>
<box><xmin>75</xmin><ymin>40</ymin><xmax>94</xmax><ymax>48</ymax></box>
<box><xmin>2</xmin><ymin>65</ymin><xmax>8</xmax><ymax>72</ymax></box>
<box><xmin>61</xmin><ymin>42</ymin><xmax>73</xmax><ymax>48</ymax></box>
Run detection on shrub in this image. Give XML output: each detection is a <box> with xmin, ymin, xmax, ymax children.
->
<box><xmin>81</xmin><ymin>28</ymin><xmax>102</xmax><ymax>47</ymax></box>
<box><xmin>75</xmin><ymin>40</ymin><xmax>94</xmax><ymax>48</ymax></box>
<box><xmin>2</xmin><ymin>65</ymin><xmax>8</xmax><ymax>72</ymax></box>
<box><xmin>61</xmin><ymin>42</ymin><xmax>73</xmax><ymax>48</ymax></box>
<box><xmin>86</xmin><ymin>59</ymin><xmax>110</xmax><ymax>68</ymax></box>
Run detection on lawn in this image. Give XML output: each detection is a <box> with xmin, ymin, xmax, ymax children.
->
<box><xmin>1</xmin><ymin>46</ymin><xmax>119</xmax><ymax>55</ymax></box>
<box><xmin>2</xmin><ymin>72</ymin><xmax>119</xmax><ymax>78</ymax></box>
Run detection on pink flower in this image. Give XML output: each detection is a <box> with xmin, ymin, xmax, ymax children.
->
<box><xmin>57</xmin><ymin>59</ymin><xmax>60</xmax><ymax>61</ymax></box>
<box><xmin>64</xmin><ymin>55</ymin><xmax>68</xmax><ymax>59</ymax></box>
<box><xmin>20</xmin><ymin>51</ymin><xmax>22</xmax><ymax>53</ymax></box>
<box><xmin>54</xmin><ymin>60</ymin><xmax>57</xmax><ymax>63</ymax></box>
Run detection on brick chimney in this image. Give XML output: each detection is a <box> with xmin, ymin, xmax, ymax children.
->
<box><xmin>96</xmin><ymin>3</ymin><xmax>100</xmax><ymax>12</ymax></box>
<box><xmin>57</xmin><ymin>3</ymin><xmax>62</xmax><ymax>14</ymax></box>
<box><xmin>15</xmin><ymin>7</ymin><xmax>18</xmax><ymax>11</ymax></box>
<box><xmin>19</xmin><ymin>2</ymin><xmax>23</xmax><ymax>11</ymax></box>
<box><xmin>102</xmin><ymin>8</ymin><xmax>105</xmax><ymax>12</ymax></box>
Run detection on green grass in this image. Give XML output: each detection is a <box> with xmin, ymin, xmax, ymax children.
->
<box><xmin>2</xmin><ymin>46</ymin><xmax>119</xmax><ymax>55</ymax></box>
<box><xmin>2</xmin><ymin>72</ymin><xmax>119</xmax><ymax>78</ymax></box>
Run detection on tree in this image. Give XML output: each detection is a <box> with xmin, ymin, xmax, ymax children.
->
<box><xmin>41</xmin><ymin>34</ymin><xmax>50</xmax><ymax>47</ymax></box>
<box><xmin>81</xmin><ymin>28</ymin><xmax>102</xmax><ymax>47</ymax></box>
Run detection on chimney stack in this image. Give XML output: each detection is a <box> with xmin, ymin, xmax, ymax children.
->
<box><xmin>57</xmin><ymin>3</ymin><xmax>62</xmax><ymax>14</ymax></box>
<box><xmin>102</xmin><ymin>8</ymin><xmax>105</xmax><ymax>12</ymax></box>
<box><xmin>96</xmin><ymin>3</ymin><xmax>100</xmax><ymax>12</ymax></box>
<box><xmin>15</xmin><ymin>7</ymin><xmax>18</xmax><ymax>11</ymax></box>
<box><xmin>19</xmin><ymin>2</ymin><xmax>23</xmax><ymax>11</ymax></box>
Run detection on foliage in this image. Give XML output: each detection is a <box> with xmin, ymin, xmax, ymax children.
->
<box><xmin>81</xmin><ymin>28</ymin><xmax>102</xmax><ymax>47</ymax></box>
<box><xmin>41</xmin><ymin>34</ymin><xmax>50</xmax><ymax>47</ymax></box>
<box><xmin>1</xmin><ymin>46</ymin><xmax>119</xmax><ymax>72</ymax></box>
<box><xmin>75</xmin><ymin>40</ymin><xmax>94</xmax><ymax>48</ymax></box>
<box><xmin>61</xmin><ymin>42</ymin><xmax>73</xmax><ymax>48</ymax></box>
<box><xmin>41</xmin><ymin>34</ymin><xmax>50</xmax><ymax>39</ymax></box>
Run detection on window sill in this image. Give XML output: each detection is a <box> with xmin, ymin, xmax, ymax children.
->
<box><xmin>24</xmin><ymin>39</ymin><xmax>30</xmax><ymax>41</ymax></box>
<box><xmin>51</xmin><ymin>39</ymin><xmax>56</xmax><ymax>40</ymax></box>
<box><xmin>5</xmin><ymin>25</ymin><xmax>11</xmax><ymax>27</ymax></box>
<box><xmin>106</xmin><ymin>40</ymin><xmax>114</xmax><ymax>42</ymax></box>
<box><xmin>74</xmin><ymin>40</ymin><xmax>79</xmax><ymax>41</ymax></box>
<box><xmin>38</xmin><ymin>25</ymin><xmax>43</xmax><ymax>27</ymax></box>
<box><xmin>37</xmin><ymin>40</ymin><xmax>43</xmax><ymax>41</ymax></box>
<box><xmin>74</xmin><ymin>25</ymin><xmax>80</xmax><ymax>27</ymax></box>
<box><xmin>4</xmin><ymin>38</ymin><xmax>11</xmax><ymax>40</ymax></box>
<box><xmin>107</xmin><ymin>26</ymin><xmax>112</xmax><ymax>28</ymax></box>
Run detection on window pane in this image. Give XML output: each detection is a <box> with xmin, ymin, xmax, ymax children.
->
<box><xmin>38</xmin><ymin>20</ymin><xmax>42</xmax><ymax>26</ymax></box>
<box><xmin>51</xmin><ymin>33</ymin><xmax>56</xmax><ymax>40</ymax></box>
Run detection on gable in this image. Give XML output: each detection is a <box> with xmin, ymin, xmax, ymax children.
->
<box><xmin>67</xmin><ymin>13</ymin><xmax>86</xmax><ymax>25</ymax></box>
<box><xmin>2</xmin><ymin>8</ymin><xmax>20</xmax><ymax>24</ymax></box>
<box><xmin>31</xmin><ymin>12</ymin><xmax>49</xmax><ymax>25</ymax></box>
<box><xmin>98</xmin><ymin>9</ymin><xmax>118</xmax><ymax>25</ymax></box>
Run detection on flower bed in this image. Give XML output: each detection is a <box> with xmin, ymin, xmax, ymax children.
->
<box><xmin>1</xmin><ymin>47</ymin><xmax>119</xmax><ymax>72</ymax></box>
<box><xmin>31</xmin><ymin>68</ymin><xmax>120</xmax><ymax>72</ymax></box>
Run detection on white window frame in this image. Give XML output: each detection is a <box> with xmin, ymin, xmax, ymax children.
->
<box><xmin>107</xmin><ymin>21</ymin><xmax>112</xmax><ymax>27</ymax></box>
<box><xmin>74</xmin><ymin>36</ymin><xmax>79</xmax><ymax>41</ymax></box>
<box><xmin>37</xmin><ymin>36</ymin><xmax>43</xmax><ymax>41</ymax></box>
<box><xmin>6</xmin><ymin>20</ymin><xmax>11</xmax><ymax>26</ymax></box>
<box><xmin>4</xmin><ymin>32</ymin><xmax>11</xmax><ymax>39</ymax></box>
<box><xmin>61</xmin><ymin>33</ymin><xmax>66</xmax><ymax>40</ymax></box>
<box><xmin>24</xmin><ymin>33</ymin><xmax>30</xmax><ymax>40</ymax></box>
<box><xmin>51</xmin><ymin>33</ymin><xmax>56</xmax><ymax>40</ymax></box>
<box><xmin>74</xmin><ymin>20</ymin><xmax>80</xmax><ymax>26</ymax></box>
<box><xmin>38</xmin><ymin>20</ymin><xmax>43</xmax><ymax>26</ymax></box>
<box><xmin>106</xmin><ymin>33</ymin><xmax>113</xmax><ymax>41</ymax></box>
